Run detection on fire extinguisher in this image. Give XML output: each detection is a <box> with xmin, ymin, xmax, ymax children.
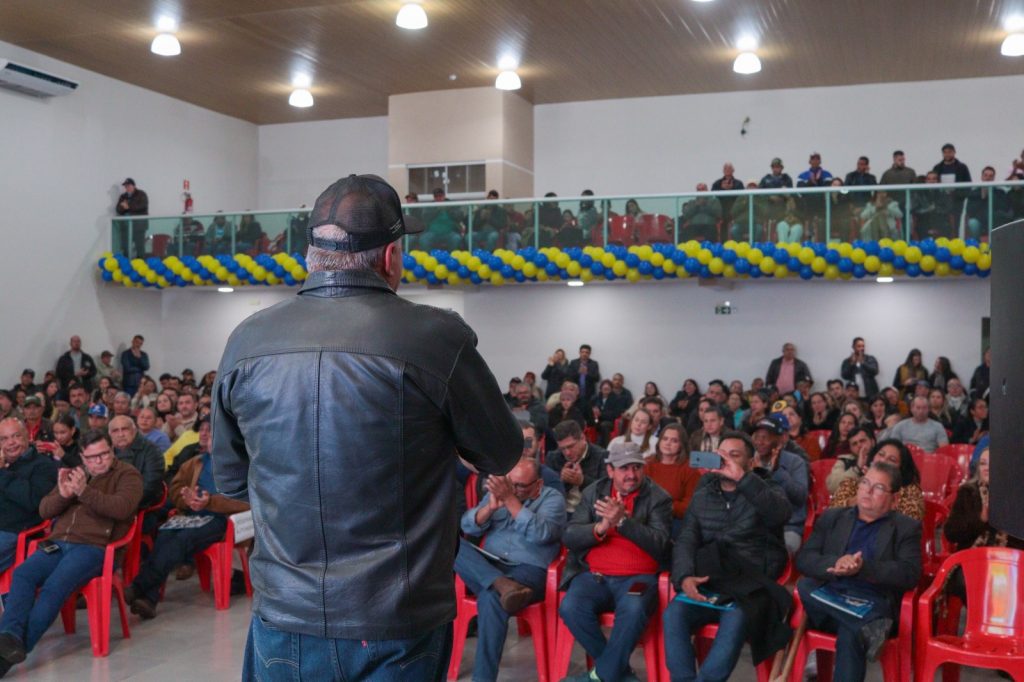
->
<box><xmin>183</xmin><ymin>179</ymin><xmax>193</xmax><ymax>214</ymax></box>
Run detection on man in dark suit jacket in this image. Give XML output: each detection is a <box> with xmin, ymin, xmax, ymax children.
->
<box><xmin>567</xmin><ymin>344</ymin><xmax>601</xmax><ymax>401</ymax></box>
<box><xmin>55</xmin><ymin>336</ymin><xmax>97</xmax><ymax>391</ymax></box>
<box><xmin>764</xmin><ymin>342</ymin><xmax>813</xmax><ymax>395</ymax></box>
<box><xmin>840</xmin><ymin>337</ymin><xmax>880</xmax><ymax>400</ymax></box>
<box><xmin>795</xmin><ymin>461</ymin><xmax>921</xmax><ymax>682</ymax></box>
<box><xmin>545</xmin><ymin>420</ymin><xmax>607</xmax><ymax>515</ymax></box>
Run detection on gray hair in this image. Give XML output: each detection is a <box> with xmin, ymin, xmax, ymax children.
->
<box><xmin>114</xmin><ymin>391</ymin><xmax>131</xmax><ymax>402</ymax></box>
<box><xmin>305</xmin><ymin>225</ymin><xmax>389</xmax><ymax>273</ymax></box>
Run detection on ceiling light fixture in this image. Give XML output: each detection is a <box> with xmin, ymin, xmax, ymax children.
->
<box><xmin>217</xmin><ymin>287</ymin><xmax>234</xmax><ymax>293</ymax></box>
<box><xmin>150</xmin><ymin>33</ymin><xmax>181</xmax><ymax>56</ymax></box>
<box><xmin>876</xmin><ymin>276</ymin><xmax>894</xmax><ymax>284</ymax></box>
<box><xmin>732</xmin><ymin>51</ymin><xmax>761</xmax><ymax>74</ymax></box>
<box><xmin>1002</xmin><ymin>33</ymin><xmax>1024</xmax><ymax>56</ymax></box>
<box><xmin>288</xmin><ymin>88</ymin><xmax>314</xmax><ymax>108</ymax></box>
<box><xmin>567</xmin><ymin>280</ymin><xmax>584</xmax><ymax>287</ymax></box>
<box><xmin>495</xmin><ymin>70</ymin><xmax>522</xmax><ymax>90</ymax></box>
<box><xmin>396</xmin><ymin>3</ymin><xmax>428</xmax><ymax>30</ymax></box>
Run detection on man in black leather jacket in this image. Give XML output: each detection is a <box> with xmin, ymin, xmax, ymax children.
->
<box><xmin>212</xmin><ymin>174</ymin><xmax>521</xmax><ymax>681</ymax></box>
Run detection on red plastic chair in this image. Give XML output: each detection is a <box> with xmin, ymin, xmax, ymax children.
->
<box><xmin>151</xmin><ymin>234</ymin><xmax>171</xmax><ymax>258</ymax></box>
<box><xmin>922</xmin><ymin>500</ymin><xmax>952</xmax><ymax>581</ymax></box>
<box><xmin>905</xmin><ymin>442</ymin><xmax>927</xmax><ymax>458</ymax></box>
<box><xmin>936</xmin><ymin>444</ymin><xmax>974</xmax><ymax>488</ymax></box>
<box><xmin>194</xmin><ymin>516</ymin><xmax>252</xmax><ymax>610</ymax></box>
<box><xmin>605</xmin><ymin>216</ymin><xmax>636</xmax><ymax>245</ymax></box>
<box><xmin>636</xmin><ymin>214</ymin><xmax>673</xmax><ymax>244</ymax></box>
<box><xmin>912</xmin><ymin>453</ymin><xmax>958</xmax><ymax>503</ymax></box>
<box><xmin>31</xmin><ymin>521</ymin><xmax>137</xmax><ymax>657</ymax></box>
<box><xmin>808</xmin><ymin>459</ymin><xmax>836</xmax><ymax>512</ymax></box>
<box><xmin>584</xmin><ymin>426</ymin><xmax>599</xmax><ymax>444</ymax></box>
<box><xmin>0</xmin><ymin>521</ymin><xmax>50</xmax><ymax>595</ymax></box>
<box><xmin>788</xmin><ymin>588</ymin><xmax>915</xmax><ymax>682</ymax></box>
<box><xmin>122</xmin><ymin>482</ymin><xmax>168</xmax><ymax>585</ymax></box>
<box><xmin>916</xmin><ymin>547</ymin><xmax>1024</xmax><ymax>682</ymax></box>
<box><xmin>465</xmin><ymin>473</ymin><xmax>479</xmax><ymax>510</ymax></box>
<box><xmin>806</xmin><ymin>430</ymin><xmax>832</xmax><ymax>454</ymax></box>
<box><xmin>448</xmin><ymin>552</ymin><xmax>563</xmax><ymax>681</ymax></box>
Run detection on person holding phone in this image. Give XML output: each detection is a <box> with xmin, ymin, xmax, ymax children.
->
<box><xmin>557</xmin><ymin>441</ymin><xmax>672</xmax><ymax>682</ymax></box>
<box><xmin>663</xmin><ymin>431</ymin><xmax>792</xmax><ymax>681</ymax></box>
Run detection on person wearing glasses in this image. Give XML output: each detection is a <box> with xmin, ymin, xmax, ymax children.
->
<box><xmin>0</xmin><ymin>430</ymin><xmax>142</xmax><ymax>675</ymax></box>
<box><xmin>796</xmin><ymin>461</ymin><xmax>922</xmax><ymax>682</ymax></box>
<box><xmin>453</xmin><ymin>457</ymin><xmax>566</xmax><ymax>682</ymax></box>
<box><xmin>829</xmin><ymin>440</ymin><xmax>925</xmax><ymax>521</ymax></box>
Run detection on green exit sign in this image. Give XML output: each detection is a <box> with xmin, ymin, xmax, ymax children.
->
<box><xmin>715</xmin><ymin>304</ymin><xmax>732</xmax><ymax>315</ymax></box>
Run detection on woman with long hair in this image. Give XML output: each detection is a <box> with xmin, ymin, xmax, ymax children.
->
<box><xmin>866</xmin><ymin>394</ymin><xmax>891</xmax><ymax>437</ymax></box>
<box><xmin>945</xmin><ymin>448</ymin><xmax>1023</xmax><ymax>550</ymax></box>
<box><xmin>609</xmin><ymin>408</ymin><xmax>657</xmax><ymax>457</ymax></box>
<box><xmin>822</xmin><ymin>412</ymin><xmax>858</xmax><ymax>459</ymax></box>
<box><xmin>830</xmin><ymin>439</ymin><xmax>924</xmax><ymax>520</ymax></box>
<box><xmin>928</xmin><ymin>388</ymin><xmax>956</xmax><ymax>431</ymax></box>
<box><xmin>625</xmin><ymin>381</ymin><xmax>663</xmax><ymax>418</ymax></box>
<box><xmin>893</xmin><ymin>348</ymin><xmax>928</xmax><ymax>397</ymax></box>
<box><xmin>669</xmin><ymin>378</ymin><xmax>701</xmax><ymax>422</ymax></box>
<box><xmin>928</xmin><ymin>356</ymin><xmax>958</xmax><ymax>393</ymax></box>
<box><xmin>805</xmin><ymin>391</ymin><xmax>837</xmax><ymax>432</ymax></box>
<box><xmin>541</xmin><ymin>349</ymin><xmax>569</xmax><ymax>398</ymax></box>
<box><xmin>644</xmin><ymin>423</ymin><xmax>699</xmax><ymax>527</ymax></box>
<box><xmin>783</xmin><ymin>404</ymin><xmax>822</xmax><ymax>461</ymax></box>
<box><xmin>46</xmin><ymin>414</ymin><xmax>82</xmax><ymax>468</ymax></box>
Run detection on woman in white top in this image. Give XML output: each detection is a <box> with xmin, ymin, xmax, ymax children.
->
<box><xmin>609</xmin><ymin>408</ymin><xmax>658</xmax><ymax>458</ymax></box>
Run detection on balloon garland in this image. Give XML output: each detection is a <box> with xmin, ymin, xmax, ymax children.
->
<box><xmin>97</xmin><ymin>238</ymin><xmax>991</xmax><ymax>290</ymax></box>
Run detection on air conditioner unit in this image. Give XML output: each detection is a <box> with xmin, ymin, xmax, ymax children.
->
<box><xmin>0</xmin><ymin>59</ymin><xmax>78</xmax><ymax>98</ymax></box>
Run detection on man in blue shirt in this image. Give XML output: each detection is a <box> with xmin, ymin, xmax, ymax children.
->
<box><xmin>454</xmin><ymin>457</ymin><xmax>566</xmax><ymax>682</ymax></box>
<box><xmin>795</xmin><ymin>462</ymin><xmax>921</xmax><ymax>682</ymax></box>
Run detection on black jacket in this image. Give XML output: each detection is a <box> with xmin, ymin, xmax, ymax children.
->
<box><xmin>545</xmin><ymin>443</ymin><xmax>608</xmax><ymax>494</ymax></box>
<box><xmin>764</xmin><ymin>356</ymin><xmax>813</xmax><ymax>389</ymax></box>
<box><xmin>541</xmin><ymin>362</ymin><xmax>570</xmax><ymax>398</ymax></box>
<box><xmin>672</xmin><ymin>470</ymin><xmax>789</xmax><ymax>586</ymax></box>
<box><xmin>115</xmin><ymin>435</ymin><xmax>166</xmax><ymax>508</ymax></box>
<box><xmin>115</xmin><ymin>189</ymin><xmax>149</xmax><ymax>216</ymax></box>
<box><xmin>56</xmin><ymin>350</ymin><xmax>97</xmax><ymax>391</ymax></box>
<box><xmin>567</xmin><ymin>358</ymin><xmax>601</xmax><ymax>399</ymax></box>
<box><xmin>840</xmin><ymin>354</ymin><xmax>880</xmax><ymax>399</ymax></box>
<box><xmin>212</xmin><ymin>269</ymin><xmax>521</xmax><ymax>640</ymax></box>
<box><xmin>796</xmin><ymin>507</ymin><xmax>921</xmax><ymax>617</ymax></box>
<box><xmin>561</xmin><ymin>477</ymin><xmax>672</xmax><ymax>589</ymax></box>
<box><xmin>0</xmin><ymin>447</ymin><xmax>59</xmax><ymax>534</ymax></box>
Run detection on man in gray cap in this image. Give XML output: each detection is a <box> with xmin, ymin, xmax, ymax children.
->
<box><xmin>557</xmin><ymin>440</ymin><xmax>672</xmax><ymax>682</ymax></box>
<box><xmin>212</xmin><ymin>174</ymin><xmax>521</xmax><ymax>680</ymax></box>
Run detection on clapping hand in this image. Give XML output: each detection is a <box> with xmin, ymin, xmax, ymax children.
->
<box><xmin>561</xmin><ymin>461</ymin><xmax>584</xmax><ymax>487</ymax></box>
<box><xmin>827</xmin><ymin>551</ymin><xmax>863</xmax><ymax>576</ymax></box>
<box><xmin>485</xmin><ymin>475</ymin><xmax>513</xmax><ymax>505</ymax></box>
<box><xmin>594</xmin><ymin>496</ymin><xmax>626</xmax><ymax>532</ymax></box>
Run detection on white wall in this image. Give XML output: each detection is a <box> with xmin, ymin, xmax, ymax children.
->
<box><xmin>257</xmin><ymin>117</ymin><xmax>388</xmax><ymax>209</ymax></box>
<box><xmin>0</xmin><ymin>39</ymin><xmax>258</xmax><ymax>382</ymax></box>
<box><xmin>534</xmin><ymin>75</ymin><xmax>1024</xmax><ymax>197</ymax></box>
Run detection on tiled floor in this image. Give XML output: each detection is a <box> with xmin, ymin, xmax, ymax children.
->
<box><xmin>2</xmin><ymin>581</ymin><xmax>1002</xmax><ymax>681</ymax></box>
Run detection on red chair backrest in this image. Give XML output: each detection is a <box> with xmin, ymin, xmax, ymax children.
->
<box><xmin>913</xmin><ymin>453</ymin><xmax>955</xmax><ymax>502</ymax></box>
<box><xmin>922</xmin><ymin>500</ymin><xmax>950</xmax><ymax>563</ymax></box>
<box><xmin>808</xmin><ymin>459</ymin><xmax>835</xmax><ymax>511</ymax></box>
<box><xmin>465</xmin><ymin>473</ymin><xmax>479</xmax><ymax>509</ymax></box>
<box><xmin>905</xmin><ymin>442</ymin><xmax>927</xmax><ymax>458</ymax></box>
<box><xmin>606</xmin><ymin>216</ymin><xmax>635</xmax><ymax>244</ymax></box>
<box><xmin>940</xmin><ymin>547</ymin><xmax>1024</xmax><ymax>639</ymax></box>
<box><xmin>635</xmin><ymin>214</ymin><xmax>672</xmax><ymax>244</ymax></box>
<box><xmin>806</xmin><ymin>429</ymin><xmax>831</xmax><ymax>453</ymax></box>
<box><xmin>936</xmin><ymin>443</ymin><xmax>974</xmax><ymax>460</ymax></box>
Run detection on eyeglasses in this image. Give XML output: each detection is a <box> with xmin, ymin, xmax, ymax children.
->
<box><xmin>511</xmin><ymin>480</ymin><xmax>539</xmax><ymax>491</ymax></box>
<box><xmin>857</xmin><ymin>478</ymin><xmax>891</xmax><ymax>495</ymax></box>
<box><xmin>81</xmin><ymin>449</ymin><xmax>113</xmax><ymax>463</ymax></box>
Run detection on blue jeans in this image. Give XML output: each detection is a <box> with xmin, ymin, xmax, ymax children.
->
<box><xmin>243</xmin><ymin>614</ymin><xmax>452</xmax><ymax>682</ymax></box>
<box><xmin>0</xmin><ymin>541</ymin><xmax>104</xmax><ymax>651</ymax></box>
<box><xmin>796</xmin><ymin>578</ymin><xmax>892</xmax><ymax>682</ymax></box>
<box><xmin>663</xmin><ymin>598</ymin><xmax>747</xmax><ymax>682</ymax></box>
<box><xmin>130</xmin><ymin>515</ymin><xmax>228</xmax><ymax>603</ymax></box>
<box><xmin>453</xmin><ymin>539</ymin><xmax>547</xmax><ymax>682</ymax></box>
<box><xmin>0</xmin><ymin>530</ymin><xmax>19</xmax><ymax>574</ymax></box>
<box><xmin>558</xmin><ymin>572</ymin><xmax>658</xmax><ymax>682</ymax></box>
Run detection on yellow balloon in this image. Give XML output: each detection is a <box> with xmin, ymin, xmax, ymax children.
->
<box><xmin>878</xmin><ymin>238</ymin><xmax>893</xmax><ymax>248</ymax></box>
<box><xmin>145</xmin><ymin>272</ymin><xmax>157</xmax><ymax>283</ymax></box>
<box><xmin>936</xmin><ymin>263</ymin><xmax>950</xmax><ymax>277</ymax></box>
<box><xmin>825</xmin><ymin>265</ymin><xmax>840</xmax><ymax>280</ymax></box>
<box><xmin>811</xmin><ymin>257</ymin><xmax>827</xmax><ymax>274</ymax></box>
<box><xmin>920</xmin><ymin>255</ymin><xmax>936</xmax><ymax>272</ymax></box>
<box><xmin>511</xmin><ymin>255</ymin><xmax>525</xmax><ymax>269</ymax></box>
<box><xmin>935</xmin><ymin>237</ymin><xmax>949</xmax><ymax>248</ymax></box>
<box><xmin>434</xmin><ymin>265</ymin><xmax>449</xmax><ymax>279</ymax></box>
<box><xmin>662</xmin><ymin>261</ymin><xmax>677</xmax><ymax>274</ymax></box>
<box><xmin>774</xmin><ymin>265</ymin><xmax>789</xmax><ymax>278</ymax></box>
<box><xmin>227</xmin><ymin>274</ymin><xmax>241</xmax><ymax>286</ymax></box>
<box><xmin>734</xmin><ymin>243</ymin><xmax>750</xmax><ymax>258</ymax></box>
<box><xmin>267</xmin><ymin>274</ymin><xmax>280</xmax><ymax>285</ymax></box>
<box><xmin>612</xmin><ymin>261</ymin><xmax>627</xmax><ymax>277</ymax></box>
<box><xmin>536</xmin><ymin>270</ymin><xmax>549</xmax><ymax>282</ymax></box>
<box><xmin>216</xmin><ymin>267</ymin><xmax>229</xmax><ymax>280</ymax></box>
<box><xmin>962</xmin><ymin>246</ymin><xmax>980</xmax><ymax>264</ymax></box>
<box><xmin>638</xmin><ymin>245</ymin><xmax>653</xmax><ymax>261</ymax></box>
<box><xmin>723</xmin><ymin>265</ymin><xmax>736</xmax><ymax>278</ymax></box>
<box><xmin>948</xmin><ymin>239</ymin><xmax>965</xmax><ymax>256</ymax></box>
<box><xmin>879</xmin><ymin>263</ymin><xmax>894</xmax><ymax>277</ymax></box>
<box><xmin>837</xmin><ymin>243</ymin><xmax>853</xmax><ymax>258</ymax></box>
<box><xmin>424</xmin><ymin>256</ymin><xmax>438</xmax><ymax>271</ymax></box>
<box><xmin>697</xmin><ymin>249</ymin><xmax>712</xmax><ymax>265</ymax></box>
<box><xmin>580</xmin><ymin>270</ymin><xmax>594</xmax><ymax>283</ymax></box>
<box><xmin>447</xmin><ymin>274</ymin><xmax>461</xmax><ymax>286</ymax></box>
<box><xmin>864</xmin><ymin>255</ymin><xmax>881</xmax><ymax>273</ymax></box>
<box><xmin>978</xmin><ymin>253</ymin><xmax>992</xmax><ymax>271</ymax></box>
<box><xmin>892</xmin><ymin>240</ymin><xmax>908</xmax><ymax>256</ymax></box>
<box><xmin>478</xmin><ymin>265</ymin><xmax>492</xmax><ymax>279</ymax></box>
<box><xmin>490</xmin><ymin>273</ymin><xmax>505</xmax><ymax>286</ymax></box>
<box><xmin>555</xmin><ymin>253</ymin><xmax>571</xmax><ymax>268</ymax></box>
<box><xmin>747</xmin><ymin>248</ymin><xmax>764</xmax><ymax>265</ymax></box>
<box><xmin>104</xmin><ymin>258</ymin><xmax>117</xmax><ymax>272</ymax></box>
<box><xmin>626</xmin><ymin>269</ymin><xmax>641</xmax><ymax>283</ymax></box>
<box><xmin>980</xmin><ymin>242</ymin><xmax>990</xmax><ymax>253</ymax></box>
<box><xmin>602</xmin><ymin>253</ymin><xmax>616</xmax><ymax>268</ymax></box>
<box><xmin>904</xmin><ymin>246</ymin><xmax>922</xmax><ymax>264</ymax></box>
<box><xmin>567</xmin><ymin>262</ymin><xmax>582</xmax><ymax>277</ymax></box>
<box><xmin>708</xmin><ymin>258</ymin><xmax>725</xmax><ymax>275</ymax></box>
<box><xmin>798</xmin><ymin>247</ymin><xmax>815</xmax><ymax>265</ymax></box>
<box><xmin>851</xmin><ymin>248</ymin><xmax>867</xmax><ymax>264</ymax></box>
<box><xmin>294</xmin><ymin>269</ymin><xmax>306</xmax><ymax>282</ymax></box>
<box><xmin>650</xmin><ymin>253</ymin><xmax>665</xmax><ymax>267</ymax></box>
<box><xmin>499</xmin><ymin>251</ymin><xmax>514</xmax><ymax>265</ymax></box>
<box><xmin>522</xmin><ymin>263</ymin><xmax>537</xmax><ymax>278</ymax></box>
<box><xmin>759</xmin><ymin>257</ymin><xmax>776</xmax><ymax>275</ymax></box>
<box><xmin>112</xmin><ymin>271</ymin><xmax>124</xmax><ymax>282</ymax></box>
<box><xmin>684</xmin><ymin>241</ymin><xmax>701</xmax><ymax>257</ymax></box>
<box><xmin>180</xmin><ymin>267</ymin><xmax>193</xmax><ymax>278</ymax></box>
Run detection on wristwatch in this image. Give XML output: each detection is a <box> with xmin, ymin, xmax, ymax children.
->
<box><xmin>616</xmin><ymin>516</ymin><xmax>626</xmax><ymax>528</ymax></box>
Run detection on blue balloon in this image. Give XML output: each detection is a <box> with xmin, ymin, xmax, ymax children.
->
<box><xmin>579</xmin><ymin>254</ymin><xmax>593</xmax><ymax>268</ymax></box>
<box><xmin>426</xmin><ymin>274</ymin><xmax>439</xmax><ymax>285</ymax></box>
<box><xmin>129</xmin><ymin>272</ymin><xmax>142</xmax><ymax>283</ymax></box>
<box><xmin>591</xmin><ymin>262</ymin><xmax>605</xmax><ymax>276</ymax></box>
<box><xmin>813</xmin><ymin>244</ymin><xmax>827</xmax><ymax>257</ymax></box>
<box><xmin>488</xmin><ymin>256</ymin><xmax>503</xmax><ymax>270</ymax></box>
<box><xmin>710</xmin><ymin>244</ymin><xmax>723</xmax><ymax>257</ymax></box>
<box><xmin>788</xmin><ymin>257</ymin><xmax>801</xmax><ymax>271</ymax></box>
<box><xmin>799</xmin><ymin>266</ymin><xmax>813</xmax><ymax>280</ymax></box>
<box><xmin>721</xmin><ymin>249</ymin><xmax>737</xmax><ymax>264</ymax></box>
<box><xmin>949</xmin><ymin>256</ymin><xmax>965</xmax><ymax>270</ymax></box>
<box><xmin>749</xmin><ymin>267</ymin><xmax>762</xmax><ymax>279</ymax></box>
<box><xmin>446</xmin><ymin>257</ymin><xmax>459</xmax><ymax>270</ymax></box>
<box><xmin>964</xmin><ymin>264</ymin><xmax>978</xmax><ymax>276</ymax></box>
<box><xmin>605</xmin><ymin>270</ymin><xmax>617</xmax><ymax>281</ymax></box>
<box><xmin>413</xmin><ymin>265</ymin><xmax>427</xmax><ymax>279</ymax></box>
<box><xmin>514</xmin><ymin>272</ymin><xmax>526</xmax><ymax>283</ymax></box>
<box><xmin>457</xmin><ymin>266</ymin><xmax>470</xmax><ymax>278</ymax></box>
<box><xmin>893</xmin><ymin>256</ymin><xmax>907</xmax><ymax>270</ymax></box>
<box><xmin>470</xmin><ymin>273</ymin><xmax>482</xmax><ymax>284</ymax></box>
<box><xmin>906</xmin><ymin>264</ymin><xmax>921</xmax><ymax>277</ymax></box>
<box><xmin>774</xmin><ymin>247</ymin><xmax>789</xmax><ymax>262</ymax></box>
<box><xmin>965</xmin><ymin>238</ymin><xmax>980</xmax><ymax>247</ymax></box>
<box><xmin>559</xmin><ymin>269</ymin><xmax>569</xmax><ymax>279</ymax></box>
<box><xmin>879</xmin><ymin>247</ymin><xmax>894</xmax><ymax>263</ymax></box>
<box><xmin>545</xmin><ymin>263</ymin><xmax>559</xmax><ymax>276</ymax></box>
<box><xmin>534</xmin><ymin>254</ymin><xmax>548</xmax><ymax>267</ymax></box>
<box><xmin>699</xmin><ymin>266</ymin><xmax>711</xmax><ymax>278</ymax></box>
<box><xmin>684</xmin><ymin>258</ymin><xmax>700</xmax><ymax>274</ymax></box>
<box><xmin>935</xmin><ymin>247</ymin><xmax>951</xmax><ymax>263</ymax></box>
<box><xmin>734</xmin><ymin>259</ymin><xmax>750</xmax><ymax>274</ymax></box>
<box><xmin>101</xmin><ymin>270</ymin><xmax>113</xmax><ymax>282</ymax></box>
<box><xmin>853</xmin><ymin>265</ymin><xmax>866</xmax><ymax>279</ymax></box>
<box><xmin>638</xmin><ymin>262</ymin><xmax>653</xmax><ymax>275</ymax></box>
<box><xmin>673</xmin><ymin>250</ymin><xmax>687</xmax><ymax>264</ymax></box>
<box><xmin>825</xmin><ymin>250</ymin><xmax>840</xmax><ymax>265</ymax></box>
<box><xmin>838</xmin><ymin>258</ymin><xmax>853</xmax><ymax>274</ymax></box>
<box><xmin>978</xmin><ymin>268</ymin><xmax>990</xmax><ymax>279</ymax></box>
<box><xmin>500</xmin><ymin>265</ymin><xmax>514</xmax><ymax>278</ymax></box>
<box><xmin>864</xmin><ymin>242</ymin><xmax>880</xmax><ymax>256</ymax></box>
<box><xmin>920</xmin><ymin>240</ymin><xmax>936</xmax><ymax>255</ymax></box>
<box><xmin>625</xmin><ymin>253</ymin><xmax>640</xmax><ymax>268</ymax></box>
<box><xmin>98</xmin><ymin>258</ymin><xmax>106</xmax><ymax>269</ymax></box>
<box><xmin>284</xmin><ymin>275</ymin><xmax>296</xmax><ymax>285</ymax></box>
<box><xmin>652</xmin><ymin>268</ymin><xmax>665</xmax><ymax>280</ymax></box>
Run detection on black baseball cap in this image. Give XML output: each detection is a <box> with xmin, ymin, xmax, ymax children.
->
<box><xmin>122</xmin><ymin>177</ymin><xmax>136</xmax><ymax>186</ymax></box>
<box><xmin>306</xmin><ymin>174</ymin><xmax>423</xmax><ymax>253</ymax></box>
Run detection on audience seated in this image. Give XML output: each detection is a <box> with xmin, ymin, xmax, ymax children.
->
<box><xmin>643</xmin><ymin>423</ymin><xmax>699</xmax><ymax>525</ymax></box>
<box><xmin>509</xmin><ymin>382</ymin><xmax>548</xmax><ymax>432</ymax></box>
<box><xmin>125</xmin><ymin>417</ymin><xmax>250</xmax><ymax>620</ymax></box>
<box><xmin>663</xmin><ymin>431</ymin><xmax>791</xmax><ymax>681</ymax></box>
<box><xmin>944</xmin><ymin>447</ymin><xmax>1023</xmax><ymax>551</ymax></box>
<box><xmin>888</xmin><ymin>396</ymin><xmax>949</xmax><ymax>452</ymax></box>
<box><xmin>455</xmin><ymin>457</ymin><xmax>566</xmax><ymax>682</ymax></box>
<box><xmin>0</xmin><ymin>431</ymin><xmax>142</xmax><ymax>676</ymax></box>
<box><xmin>751</xmin><ymin>414</ymin><xmax>810</xmax><ymax>554</ymax></box>
<box><xmin>951</xmin><ymin>397</ymin><xmax>988</xmax><ymax>445</ymax></box>
<box><xmin>830</xmin><ymin>440</ymin><xmax>925</xmax><ymax>521</ymax></box>
<box><xmin>823</xmin><ymin>412</ymin><xmax>858</xmax><ymax>460</ymax></box>
<box><xmin>20</xmin><ymin>396</ymin><xmax>53</xmax><ymax>446</ymax></box>
<box><xmin>108</xmin><ymin>416</ymin><xmax>166</xmax><ymax>509</ymax></box>
<box><xmin>0</xmin><ymin>419</ymin><xmax>59</xmax><ymax>573</ymax></box>
<box><xmin>783</xmin><ymin>404</ymin><xmax>823</xmax><ymax>461</ymax></box>
<box><xmin>689</xmin><ymin>404</ymin><xmax>727</xmax><ymax>453</ymax></box>
<box><xmin>549</xmin><ymin>389</ymin><xmax>587</xmax><ymax>430</ymax></box>
<box><xmin>608</xmin><ymin>408</ymin><xmax>657</xmax><ymax>458</ymax></box>
<box><xmin>805</xmin><ymin>391</ymin><xmax>838</xmax><ymax>432</ymax></box>
<box><xmin>546</xmin><ymin>421</ymin><xmax>607</xmax><ymax>515</ymax></box>
<box><xmin>796</xmin><ymin>461</ymin><xmax>922</xmax><ymax>682</ymax></box>
<box><xmin>826</xmin><ymin>427</ymin><xmax>876</xmax><ymax>494</ymax></box>
<box><xmin>558</xmin><ymin>442</ymin><xmax>671</xmax><ymax>682</ymax></box>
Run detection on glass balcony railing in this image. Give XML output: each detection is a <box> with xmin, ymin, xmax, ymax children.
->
<box><xmin>110</xmin><ymin>182</ymin><xmax>1023</xmax><ymax>260</ymax></box>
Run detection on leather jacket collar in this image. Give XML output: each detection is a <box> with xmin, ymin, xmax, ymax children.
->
<box><xmin>299</xmin><ymin>269</ymin><xmax>396</xmax><ymax>298</ymax></box>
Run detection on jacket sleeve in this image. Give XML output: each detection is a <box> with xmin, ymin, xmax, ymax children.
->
<box><xmin>78</xmin><ymin>468</ymin><xmax>143</xmax><ymax>521</ymax></box>
<box><xmin>512</xmin><ymin>490</ymin><xmax>567</xmax><ymax>545</ymax></box>
<box><xmin>445</xmin><ymin>336</ymin><xmax>523</xmax><ymax>476</ymax></box>
<box><xmin>38</xmin><ymin>485</ymin><xmax>73</xmax><ymax>519</ymax></box>
<box><xmin>562</xmin><ymin>485</ymin><xmax>602</xmax><ymax>552</ymax></box>
<box><xmin>858</xmin><ymin>517</ymin><xmax>922</xmax><ymax>592</ymax></box>
<box><xmin>840</xmin><ymin>358</ymin><xmax>854</xmax><ymax>381</ymax></box>
<box><xmin>618</xmin><ymin>489</ymin><xmax>672</xmax><ymax>565</ymax></box>
<box><xmin>671</xmin><ymin>501</ymin><xmax>702</xmax><ymax>583</ymax></box>
<box><xmin>863</xmin><ymin>355</ymin><xmax>879</xmax><ymax>378</ymax></box>
<box><xmin>765</xmin><ymin>359</ymin><xmax>779</xmax><ymax>386</ymax></box>
<box><xmin>139</xmin><ymin>446</ymin><xmax>166</xmax><ymax>506</ymax></box>
<box><xmin>737</xmin><ymin>471</ymin><xmax>790</xmax><ymax>529</ymax></box>
<box><xmin>211</xmin><ymin>366</ymin><xmax>250</xmax><ymax>502</ymax></box>
<box><xmin>169</xmin><ymin>459</ymin><xmax>193</xmax><ymax>512</ymax></box>
<box><xmin>774</xmin><ymin>456</ymin><xmax>808</xmax><ymax>509</ymax></box>
<box><xmin>795</xmin><ymin>511</ymin><xmax>844</xmax><ymax>580</ymax></box>
<box><xmin>0</xmin><ymin>459</ymin><xmax>58</xmax><ymax>514</ymax></box>
<box><xmin>943</xmin><ymin>485</ymin><xmax>986</xmax><ymax>550</ymax></box>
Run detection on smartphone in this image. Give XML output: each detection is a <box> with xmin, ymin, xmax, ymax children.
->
<box><xmin>698</xmin><ymin>588</ymin><xmax>735</xmax><ymax>607</ymax></box>
<box><xmin>40</xmin><ymin>540</ymin><xmax>61</xmax><ymax>555</ymax></box>
<box><xmin>689</xmin><ymin>451</ymin><xmax>723</xmax><ymax>470</ymax></box>
<box><xmin>627</xmin><ymin>581</ymin><xmax>649</xmax><ymax>597</ymax></box>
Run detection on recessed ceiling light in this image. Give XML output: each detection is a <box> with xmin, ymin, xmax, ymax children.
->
<box><xmin>217</xmin><ymin>287</ymin><xmax>234</xmax><ymax>293</ymax></box>
<box><xmin>876</xmin><ymin>276</ymin><xmax>894</xmax><ymax>284</ymax></box>
<box><xmin>736</xmin><ymin>34</ymin><xmax>758</xmax><ymax>51</ymax></box>
<box><xmin>733</xmin><ymin>52</ymin><xmax>761</xmax><ymax>74</ymax></box>
<box><xmin>692</xmin><ymin>0</ymin><xmax>715</xmax><ymax>3</ymax></box>
<box><xmin>150</xmin><ymin>33</ymin><xmax>181</xmax><ymax>57</ymax></box>
<box><xmin>498</xmin><ymin>55</ymin><xmax>519</xmax><ymax>70</ymax></box>
<box><xmin>288</xmin><ymin>88</ymin><xmax>314</xmax><ymax>107</ymax></box>
<box><xmin>448</xmin><ymin>73</ymin><xmax>457</xmax><ymax>81</ymax></box>
<box><xmin>567</xmin><ymin>280</ymin><xmax>584</xmax><ymax>287</ymax></box>
<box><xmin>1002</xmin><ymin>33</ymin><xmax>1024</xmax><ymax>57</ymax></box>
<box><xmin>396</xmin><ymin>3</ymin><xmax>428</xmax><ymax>30</ymax></box>
<box><xmin>495</xmin><ymin>70</ymin><xmax>521</xmax><ymax>90</ymax></box>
